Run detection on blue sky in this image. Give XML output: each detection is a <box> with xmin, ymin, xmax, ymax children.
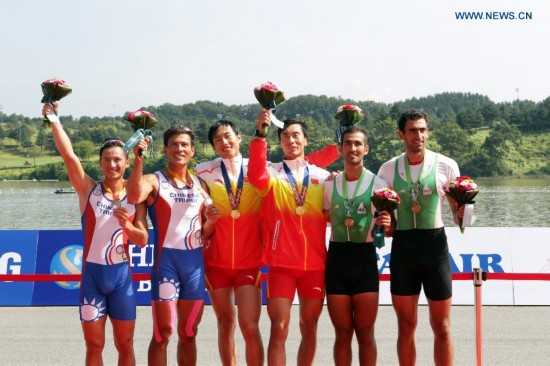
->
<box><xmin>1</xmin><ymin>0</ymin><xmax>548</xmax><ymax>118</ymax></box>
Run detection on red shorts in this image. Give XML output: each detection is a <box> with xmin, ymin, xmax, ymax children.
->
<box><xmin>205</xmin><ymin>267</ymin><xmax>262</xmax><ymax>291</ymax></box>
<box><xmin>267</xmin><ymin>267</ymin><xmax>325</xmax><ymax>300</ymax></box>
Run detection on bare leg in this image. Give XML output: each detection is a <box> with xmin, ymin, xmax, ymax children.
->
<box><xmin>428</xmin><ymin>297</ymin><xmax>454</xmax><ymax>366</ymax></box>
<box><xmin>267</xmin><ymin>297</ymin><xmax>292</xmax><ymax>366</ymax></box>
<box><xmin>236</xmin><ymin>285</ymin><xmax>264</xmax><ymax>366</ymax></box>
<box><xmin>392</xmin><ymin>294</ymin><xmax>420</xmax><ymax>366</ymax></box>
<box><xmin>176</xmin><ymin>299</ymin><xmax>204</xmax><ymax>366</ymax></box>
<box><xmin>148</xmin><ymin>300</ymin><xmax>176</xmax><ymax>366</ymax></box>
<box><xmin>111</xmin><ymin>318</ymin><xmax>136</xmax><ymax>366</ymax></box>
<box><xmin>296</xmin><ymin>297</ymin><xmax>323</xmax><ymax>366</ymax></box>
<box><xmin>209</xmin><ymin>287</ymin><xmax>237</xmax><ymax>366</ymax></box>
<box><xmin>327</xmin><ymin>295</ymin><xmax>354</xmax><ymax>366</ymax></box>
<box><xmin>353</xmin><ymin>292</ymin><xmax>379</xmax><ymax>366</ymax></box>
<box><xmin>82</xmin><ymin>316</ymin><xmax>107</xmax><ymax>366</ymax></box>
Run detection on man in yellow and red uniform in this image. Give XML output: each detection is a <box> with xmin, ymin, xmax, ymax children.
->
<box><xmin>248</xmin><ymin>109</ymin><xmax>331</xmax><ymax>366</ymax></box>
<box><xmin>196</xmin><ymin>119</ymin><xmax>338</xmax><ymax>366</ymax></box>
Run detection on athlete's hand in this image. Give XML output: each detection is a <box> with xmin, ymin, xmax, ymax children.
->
<box><xmin>375</xmin><ymin>210</ymin><xmax>392</xmax><ymax>229</ymax></box>
<box><xmin>447</xmin><ymin>196</ymin><xmax>464</xmax><ymax>224</ymax></box>
<box><xmin>204</xmin><ymin>204</ymin><xmax>221</xmax><ymax>224</ymax></box>
<box><xmin>42</xmin><ymin>101</ymin><xmax>59</xmax><ymax>116</ymax></box>
<box><xmin>256</xmin><ymin>109</ymin><xmax>271</xmax><ymax>132</ymax></box>
<box><xmin>113</xmin><ymin>206</ymin><xmax>131</xmax><ymax>229</ymax></box>
<box><xmin>325</xmin><ymin>170</ymin><xmax>341</xmax><ymax>182</ymax></box>
<box><xmin>133</xmin><ymin>136</ymin><xmax>150</xmax><ymax>159</ymax></box>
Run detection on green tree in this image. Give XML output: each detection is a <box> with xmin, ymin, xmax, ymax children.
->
<box><xmin>73</xmin><ymin>140</ymin><xmax>96</xmax><ymax>161</ymax></box>
<box><xmin>365</xmin><ymin>117</ymin><xmax>400</xmax><ymax>173</ymax></box>
<box><xmin>431</xmin><ymin>120</ymin><xmax>474</xmax><ymax>167</ymax></box>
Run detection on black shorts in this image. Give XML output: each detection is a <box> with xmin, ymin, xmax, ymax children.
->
<box><xmin>326</xmin><ymin>241</ymin><xmax>379</xmax><ymax>296</ymax></box>
<box><xmin>390</xmin><ymin>228</ymin><xmax>452</xmax><ymax>301</ymax></box>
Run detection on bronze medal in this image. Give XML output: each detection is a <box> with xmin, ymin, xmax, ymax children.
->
<box><xmin>411</xmin><ymin>201</ymin><xmax>421</xmax><ymax>214</ymax></box>
<box><xmin>231</xmin><ymin>209</ymin><xmax>241</xmax><ymax>219</ymax></box>
<box><xmin>295</xmin><ymin>206</ymin><xmax>305</xmax><ymax>216</ymax></box>
<box><xmin>345</xmin><ymin>217</ymin><xmax>355</xmax><ymax>228</ymax></box>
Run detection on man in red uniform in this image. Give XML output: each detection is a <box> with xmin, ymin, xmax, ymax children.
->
<box><xmin>248</xmin><ymin>110</ymin><xmax>330</xmax><ymax>365</ymax></box>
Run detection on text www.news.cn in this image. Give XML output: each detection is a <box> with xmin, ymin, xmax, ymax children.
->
<box><xmin>455</xmin><ymin>11</ymin><xmax>533</xmax><ymax>21</ymax></box>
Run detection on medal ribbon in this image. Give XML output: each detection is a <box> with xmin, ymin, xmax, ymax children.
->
<box><xmin>404</xmin><ymin>157</ymin><xmax>426</xmax><ymax>202</ymax></box>
<box><xmin>220</xmin><ymin>160</ymin><xmax>244</xmax><ymax>211</ymax></box>
<box><xmin>342</xmin><ymin>169</ymin><xmax>365</xmax><ymax>218</ymax></box>
<box><xmin>166</xmin><ymin>167</ymin><xmax>192</xmax><ymax>187</ymax></box>
<box><xmin>103</xmin><ymin>181</ymin><xmax>126</xmax><ymax>201</ymax></box>
<box><xmin>283</xmin><ymin>162</ymin><xmax>309</xmax><ymax>209</ymax></box>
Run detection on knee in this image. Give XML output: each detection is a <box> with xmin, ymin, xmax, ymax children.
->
<box><xmin>397</xmin><ymin>315</ymin><xmax>417</xmax><ymax>336</ymax></box>
<box><xmin>217</xmin><ymin>314</ymin><xmax>237</xmax><ymax>333</ymax></box>
<box><xmin>85</xmin><ymin>337</ymin><xmax>105</xmax><ymax>354</ymax></box>
<box><xmin>270</xmin><ymin>319</ymin><xmax>289</xmax><ymax>340</ymax></box>
<box><xmin>114</xmin><ymin>335</ymin><xmax>134</xmax><ymax>353</ymax></box>
<box><xmin>300</xmin><ymin>316</ymin><xmax>320</xmax><ymax>332</ymax></box>
<box><xmin>239</xmin><ymin>321</ymin><xmax>260</xmax><ymax>341</ymax></box>
<box><xmin>354</xmin><ymin>325</ymin><xmax>375</xmax><ymax>345</ymax></box>
<box><xmin>430</xmin><ymin>318</ymin><xmax>452</xmax><ymax>339</ymax></box>
<box><xmin>333</xmin><ymin>326</ymin><xmax>354</xmax><ymax>344</ymax></box>
<box><xmin>153</xmin><ymin>323</ymin><xmax>174</xmax><ymax>346</ymax></box>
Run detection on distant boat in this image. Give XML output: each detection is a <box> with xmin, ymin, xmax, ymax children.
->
<box><xmin>55</xmin><ymin>188</ymin><xmax>76</xmax><ymax>194</ymax></box>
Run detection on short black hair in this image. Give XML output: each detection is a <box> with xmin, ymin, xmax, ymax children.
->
<box><xmin>163</xmin><ymin>125</ymin><xmax>195</xmax><ymax>147</ymax></box>
<box><xmin>340</xmin><ymin>126</ymin><xmax>368</xmax><ymax>146</ymax></box>
<box><xmin>398</xmin><ymin>109</ymin><xmax>428</xmax><ymax>132</ymax></box>
<box><xmin>99</xmin><ymin>138</ymin><xmax>126</xmax><ymax>158</ymax></box>
<box><xmin>277</xmin><ymin>119</ymin><xmax>309</xmax><ymax>141</ymax></box>
<box><xmin>207</xmin><ymin>120</ymin><xmax>239</xmax><ymax>146</ymax></box>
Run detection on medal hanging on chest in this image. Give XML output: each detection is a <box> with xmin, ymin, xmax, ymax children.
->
<box><xmin>220</xmin><ymin>160</ymin><xmax>244</xmax><ymax>220</ymax></box>
<box><xmin>342</xmin><ymin>169</ymin><xmax>366</xmax><ymax>228</ymax></box>
<box><xmin>104</xmin><ymin>182</ymin><xmax>126</xmax><ymax>210</ymax></box>
<box><xmin>405</xmin><ymin>158</ymin><xmax>425</xmax><ymax>214</ymax></box>
<box><xmin>283</xmin><ymin>162</ymin><xmax>309</xmax><ymax>216</ymax></box>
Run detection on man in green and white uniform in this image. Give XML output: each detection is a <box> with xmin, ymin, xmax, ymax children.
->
<box><xmin>323</xmin><ymin>126</ymin><xmax>392</xmax><ymax>366</ymax></box>
<box><xmin>378</xmin><ymin>109</ymin><xmax>460</xmax><ymax>366</ymax></box>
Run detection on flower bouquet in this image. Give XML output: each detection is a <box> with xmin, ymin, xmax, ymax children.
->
<box><xmin>253</xmin><ymin>81</ymin><xmax>286</xmax><ymax>133</ymax></box>
<box><xmin>371</xmin><ymin>188</ymin><xmax>401</xmax><ymax>248</ymax></box>
<box><xmin>445</xmin><ymin>176</ymin><xmax>479</xmax><ymax>233</ymax></box>
<box><xmin>123</xmin><ymin>109</ymin><xmax>157</xmax><ymax>158</ymax></box>
<box><xmin>40</xmin><ymin>78</ymin><xmax>72</xmax><ymax>127</ymax></box>
<box><xmin>335</xmin><ymin>104</ymin><xmax>365</xmax><ymax>144</ymax></box>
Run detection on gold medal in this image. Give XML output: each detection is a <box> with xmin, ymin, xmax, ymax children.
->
<box><xmin>345</xmin><ymin>217</ymin><xmax>354</xmax><ymax>228</ymax></box>
<box><xmin>411</xmin><ymin>201</ymin><xmax>421</xmax><ymax>214</ymax></box>
<box><xmin>295</xmin><ymin>206</ymin><xmax>305</xmax><ymax>216</ymax></box>
<box><xmin>230</xmin><ymin>209</ymin><xmax>241</xmax><ymax>219</ymax></box>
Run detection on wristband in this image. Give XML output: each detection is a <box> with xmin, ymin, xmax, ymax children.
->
<box><xmin>46</xmin><ymin>114</ymin><xmax>61</xmax><ymax>123</ymax></box>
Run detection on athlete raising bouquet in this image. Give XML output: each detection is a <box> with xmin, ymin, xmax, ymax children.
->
<box><xmin>41</xmin><ymin>101</ymin><xmax>148</xmax><ymax>365</ymax></box>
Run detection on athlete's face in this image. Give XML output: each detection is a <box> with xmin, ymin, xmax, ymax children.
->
<box><xmin>398</xmin><ymin>118</ymin><xmax>429</xmax><ymax>154</ymax></box>
<box><xmin>164</xmin><ymin>133</ymin><xmax>195</xmax><ymax>167</ymax></box>
<box><xmin>339</xmin><ymin>131</ymin><xmax>368</xmax><ymax>168</ymax></box>
<box><xmin>99</xmin><ymin>147</ymin><xmax>129</xmax><ymax>180</ymax></box>
<box><xmin>212</xmin><ymin>125</ymin><xmax>241</xmax><ymax>159</ymax></box>
<box><xmin>280</xmin><ymin>124</ymin><xmax>308</xmax><ymax>161</ymax></box>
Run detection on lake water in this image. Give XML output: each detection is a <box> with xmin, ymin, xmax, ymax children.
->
<box><xmin>0</xmin><ymin>178</ymin><xmax>549</xmax><ymax>230</ymax></box>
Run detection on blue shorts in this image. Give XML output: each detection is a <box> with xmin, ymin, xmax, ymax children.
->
<box><xmin>151</xmin><ymin>247</ymin><xmax>205</xmax><ymax>301</ymax></box>
<box><xmin>80</xmin><ymin>261</ymin><xmax>136</xmax><ymax>322</ymax></box>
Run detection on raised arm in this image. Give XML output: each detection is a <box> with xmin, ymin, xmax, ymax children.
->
<box><xmin>127</xmin><ymin>138</ymin><xmax>156</xmax><ymax>205</ymax></box>
<box><xmin>42</xmin><ymin>103</ymin><xmax>95</xmax><ymax>209</ymax></box>
<box><xmin>247</xmin><ymin>109</ymin><xmax>271</xmax><ymax>191</ymax></box>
